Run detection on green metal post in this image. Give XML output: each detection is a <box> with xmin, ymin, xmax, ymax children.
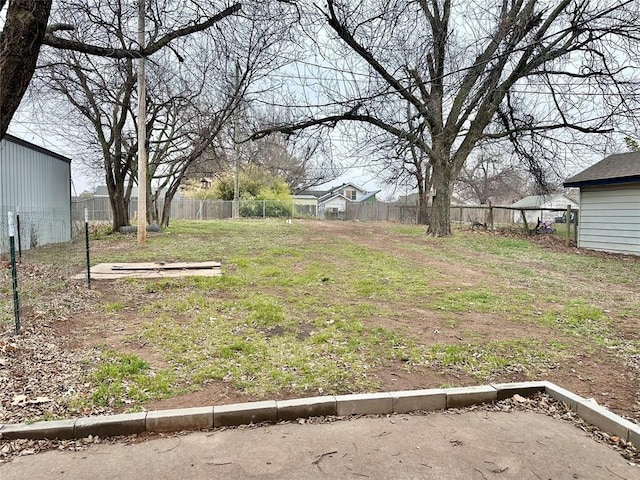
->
<box><xmin>16</xmin><ymin>211</ymin><xmax>22</xmax><ymax>259</ymax></box>
<box><xmin>8</xmin><ymin>211</ymin><xmax>20</xmax><ymax>334</ymax></box>
<box><xmin>85</xmin><ymin>208</ymin><xmax>91</xmax><ymax>288</ymax></box>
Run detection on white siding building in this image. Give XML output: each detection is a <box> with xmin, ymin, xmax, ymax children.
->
<box><xmin>0</xmin><ymin>135</ymin><xmax>72</xmax><ymax>252</ymax></box>
<box><xmin>564</xmin><ymin>153</ymin><xmax>640</xmax><ymax>255</ymax></box>
<box><xmin>510</xmin><ymin>194</ymin><xmax>579</xmax><ymax>225</ymax></box>
<box><xmin>300</xmin><ymin>183</ymin><xmax>381</xmax><ymax>220</ymax></box>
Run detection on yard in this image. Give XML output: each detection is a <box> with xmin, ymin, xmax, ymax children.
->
<box><xmin>1</xmin><ymin>220</ymin><xmax>639</xmax><ymax>426</ymax></box>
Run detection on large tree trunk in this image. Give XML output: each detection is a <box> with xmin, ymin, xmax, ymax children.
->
<box><xmin>0</xmin><ymin>0</ymin><xmax>53</xmax><ymax>139</ymax></box>
<box><xmin>151</xmin><ymin>190</ymin><xmax>161</xmax><ymax>225</ymax></box>
<box><xmin>108</xmin><ymin>186</ymin><xmax>130</xmax><ymax>232</ymax></box>
<box><xmin>415</xmin><ymin>159</ymin><xmax>432</xmax><ymax>225</ymax></box>
<box><xmin>159</xmin><ymin>181</ymin><xmax>181</xmax><ymax>228</ymax></box>
<box><xmin>426</xmin><ymin>164</ymin><xmax>453</xmax><ymax>237</ymax></box>
<box><xmin>106</xmin><ymin>168</ymin><xmax>131</xmax><ymax>231</ymax></box>
<box><xmin>160</xmin><ymin>199</ymin><xmax>172</xmax><ymax>228</ymax></box>
<box><xmin>417</xmin><ymin>191</ymin><xmax>430</xmax><ymax>225</ymax></box>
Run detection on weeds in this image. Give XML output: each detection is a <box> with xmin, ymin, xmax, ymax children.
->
<box><xmin>427</xmin><ymin>339</ymin><xmax>566</xmax><ymax>379</ymax></box>
<box><xmin>88</xmin><ymin>351</ymin><xmax>174</xmax><ymax>407</ymax></box>
<box><xmin>14</xmin><ymin>220</ymin><xmax>640</xmax><ymax>405</ymax></box>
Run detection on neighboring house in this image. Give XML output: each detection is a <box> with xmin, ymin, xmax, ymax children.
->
<box><xmin>299</xmin><ymin>183</ymin><xmax>381</xmax><ymax>219</ymax></box>
<box><xmin>510</xmin><ymin>193</ymin><xmax>579</xmax><ymax>225</ymax></box>
<box><xmin>291</xmin><ymin>194</ymin><xmax>318</xmax><ymax>218</ymax></box>
<box><xmin>564</xmin><ymin>152</ymin><xmax>640</xmax><ymax>256</ymax></box>
<box><xmin>0</xmin><ymin>134</ymin><xmax>72</xmax><ymax>251</ymax></box>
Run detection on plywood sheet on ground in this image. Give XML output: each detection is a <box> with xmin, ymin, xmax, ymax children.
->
<box><xmin>72</xmin><ymin>262</ymin><xmax>222</xmax><ymax>280</ymax></box>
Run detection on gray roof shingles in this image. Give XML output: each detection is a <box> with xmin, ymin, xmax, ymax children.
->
<box><xmin>564</xmin><ymin>152</ymin><xmax>640</xmax><ymax>187</ymax></box>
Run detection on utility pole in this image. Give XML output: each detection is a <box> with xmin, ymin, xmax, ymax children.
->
<box><xmin>232</xmin><ymin>60</ymin><xmax>240</xmax><ymax>220</ymax></box>
<box><xmin>137</xmin><ymin>0</ymin><xmax>147</xmax><ymax>243</ymax></box>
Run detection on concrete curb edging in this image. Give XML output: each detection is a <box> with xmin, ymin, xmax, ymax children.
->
<box><xmin>1</xmin><ymin>381</ymin><xmax>638</xmax><ymax>449</ymax></box>
<box><xmin>543</xmin><ymin>382</ymin><xmax>640</xmax><ymax>446</ymax></box>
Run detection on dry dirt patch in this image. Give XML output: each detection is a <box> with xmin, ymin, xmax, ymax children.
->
<box><xmin>1</xmin><ymin>221</ymin><xmax>639</xmax><ymax>427</ymax></box>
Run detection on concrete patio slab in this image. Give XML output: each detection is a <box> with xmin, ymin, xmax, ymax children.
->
<box><xmin>2</xmin><ymin>410</ymin><xmax>636</xmax><ymax>480</ymax></box>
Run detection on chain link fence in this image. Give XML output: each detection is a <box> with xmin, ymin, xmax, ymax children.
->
<box><xmin>70</xmin><ymin>197</ymin><xmax>579</xmax><ymax>232</ymax></box>
<box><xmin>1</xmin><ymin>207</ymin><xmax>90</xmax><ymax>338</ymax></box>
<box><xmin>0</xmin><ymin>206</ymin><xmax>73</xmax><ymax>254</ymax></box>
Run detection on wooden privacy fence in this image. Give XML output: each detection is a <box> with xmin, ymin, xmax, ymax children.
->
<box><xmin>71</xmin><ymin>197</ymin><xmax>578</xmax><ymax>243</ymax></box>
<box><xmin>344</xmin><ymin>202</ymin><xmax>417</xmax><ymax>223</ymax></box>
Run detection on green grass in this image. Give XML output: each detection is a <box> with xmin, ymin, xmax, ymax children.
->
<box><xmin>15</xmin><ymin>219</ymin><xmax>640</xmax><ymax>403</ymax></box>
<box><xmin>104</xmin><ymin>301</ymin><xmax>125</xmax><ymax>313</ymax></box>
<box><xmin>139</xmin><ymin>300</ymin><xmax>424</xmax><ymax>396</ymax></box>
<box><xmin>88</xmin><ymin>351</ymin><xmax>175</xmax><ymax>407</ymax></box>
<box><xmin>540</xmin><ymin>303</ymin><xmax>614</xmax><ymax>345</ymax></box>
<box><xmin>427</xmin><ymin>339</ymin><xmax>567</xmax><ymax>378</ymax></box>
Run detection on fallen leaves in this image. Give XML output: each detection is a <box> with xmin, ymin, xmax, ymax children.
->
<box><xmin>0</xmin><ymin>262</ymin><xmax>110</xmax><ymax>462</ymax></box>
<box><xmin>10</xmin><ymin>395</ymin><xmax>53</xmax><ymax>406</ymax></box>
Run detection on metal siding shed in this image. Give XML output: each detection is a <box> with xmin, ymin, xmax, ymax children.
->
<box><xmin>510</xmin><ymin>194</ymin><xmax>579</xmax><ymax>224</ymax></box>
<box><xmin>564</xmin><ymin>153</ymin><xmax>640</xmax><ymax>256</ymax></box>
<box><xmin>0</xmin><ymin>134</ymin><xmax>72</xmax><ymax>252</ymax></box>
<box><xmin>577</xmin><ymin>184</ymin><xmax>640</xmax><ymax>255</ymax></box>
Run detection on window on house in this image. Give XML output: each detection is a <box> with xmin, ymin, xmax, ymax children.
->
<box><xmin>345</xmin><ymin>189</ymin><xmax>357</xmax><ymax>200</ymax></box>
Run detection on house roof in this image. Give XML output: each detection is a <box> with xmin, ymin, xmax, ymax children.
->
<box><xmin>319</xmin><ymin>193</ymin><xmax>349</xmax><ymax>204</ymax></box>
<box><xmin>564</xmin><ymin>152</ymin><xmax>640</xmax><ymax>188</ymax></box>
<box><xmin>3</xmin><ymin>133</ymin><xmax>72</xmax><ymax>164</ymax></box>
<box><xmin>319</xmin><ymin>183</ymin><xmax>365</xmax><ymax>201</ymax></box>
<box><xmin>301</xmin><ymin>182</ymin><xmax>367</xmax><ymax>200</ymax></box>
<box><xmin>298</xmin><ymin>189</ymin><xmax>328</xmax><ymax>198</ymax></box>
<box><xmin>510</xmin><ymin>194</ymin><xmax>576</xmax><ymax>208</ymax></box>
<box><xmin>355</xmin><ymin>190</ymin><xmax>381</xmax><ymax>202</ymax></box>
<box><xmin>291</xmin><ymin>194</ymin><xmax>319</xmax><ymax>200</ymax></box>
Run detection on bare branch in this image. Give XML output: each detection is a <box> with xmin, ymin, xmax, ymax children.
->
<box><xmin>42</xmin><ymin>3</ymin><xmax>242</xmax><ymax>59</ymax></box>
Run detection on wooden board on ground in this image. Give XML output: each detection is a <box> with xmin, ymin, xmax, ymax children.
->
<box><xmin>72</xmin><ymin>261</ymin><xmax>222</xmax><ymax>280</ymax></box>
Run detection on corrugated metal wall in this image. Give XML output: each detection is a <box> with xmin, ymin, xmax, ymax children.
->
<box><xmin>0</xmin><ymin>136</ymin><xmax>72</xmax><ymax>252</ymax></box>
<box><xmin>578</xmin><ymin>184</ymin><xmax>640</xmax><ymax>255</ymax></box>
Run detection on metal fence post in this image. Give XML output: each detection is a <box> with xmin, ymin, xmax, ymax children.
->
<box><xmin>85</xmin><ymin>208</ymin><xmax>91</xmax><ymax>288</ymax></box>
<box><xmin>566</xmin><ymin>204</ymin><xmax>572</xmax><ymax>246</ymax></box>
<box><xmin>15</xmin><ymin>207</ymin><xmax>22</xmax><ymax>259</ymax></box>
<box><xmin>8</xmin><ymin>211</ymin><xmax>20</xmax><ymax>334</ymax></box>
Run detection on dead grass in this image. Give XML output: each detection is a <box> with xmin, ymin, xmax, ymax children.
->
<box><xmin>1</xmin><ymin>220</ymin><xmax>639</xmax><ymax>424</ymax></box>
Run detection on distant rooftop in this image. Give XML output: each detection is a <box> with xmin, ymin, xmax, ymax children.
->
<box><xmin>511</xmin><ymin>193</ymin><xmax>576</xmax><ymax>208</ymax></box>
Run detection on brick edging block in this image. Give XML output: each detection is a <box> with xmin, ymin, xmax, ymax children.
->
<box><xmin>277</xmin><ymin>396</ymin><xmax>337</xmax><ymax>421</ymax></box>
<box><xmin>542</xmin><ymin>382</ymin><xmax>584</xmax><ymax>411</ymax></box>
<box><xmin>544</xmin><ymin>381</ymin><xmax>640</xmax><ymax>449</ymax></box>
<box><xmin>146</xmin><ymin>407</ymin><xmax>213</xmax><ymax>432</ymax></box>
<box><xmin>0</xmin><ymin>419</ymin><xmax>76</xmax><ymax>440</ymax></box>
<box><xmin>490</xmin><ymin>381</ymin><xmax>547</xmax><ymax>401</ymax></box>
<box><xmin>335</xmin><ymin>392</ymin><xmax>393</xmax><ymax>416</ymax></box>
<box><xmin>74</xmin><ymin>412</ymin><xmax>147</xmax><ymax>438</ymax></box>
<box><xmin>214</xmin><ymin>401</ymin><xmax>277</xmax><ymax>427</ymax></box>
<box><xmin>446</xmin><ymin>385</ymin><xmax>497</xmax><ymax>409</ymax></box>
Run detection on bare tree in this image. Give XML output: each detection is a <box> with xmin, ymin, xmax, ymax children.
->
<box><xmin>252</xmin><ymin>0</ymin><xmax>640</xmax><ymax>236</ymax></box>
<box><xmin>146</xmin><ymin>2</ymin><xmax>298</xmax><ymax>227</ymax></box>
<box><xmin>0</xmin><ymin>0</ymin><xmax>240</xmax><ymax>139</ymax></box>
<box><xmin>236</xmin><ymin>127</ymin><xmax>339</xmax><ymax>192</ymax></box>
<box><xmin>0</xmin><ymin>0</ymin><xmax>52</xmax><ymax>139</ymax></box>
<box><xmin>351</xmin><ymin>101</ymin><xmax>434</xmax><ymax>224</ymax></box>
<box><xmin>34</xmin><ymin>0</ymin><xmax>293</xmax><ymax>230</ymax></box>
<box><xmin>455</xmin><ymin>149</ymin><xmax>530</xmax><ymax>205</ymax></box>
